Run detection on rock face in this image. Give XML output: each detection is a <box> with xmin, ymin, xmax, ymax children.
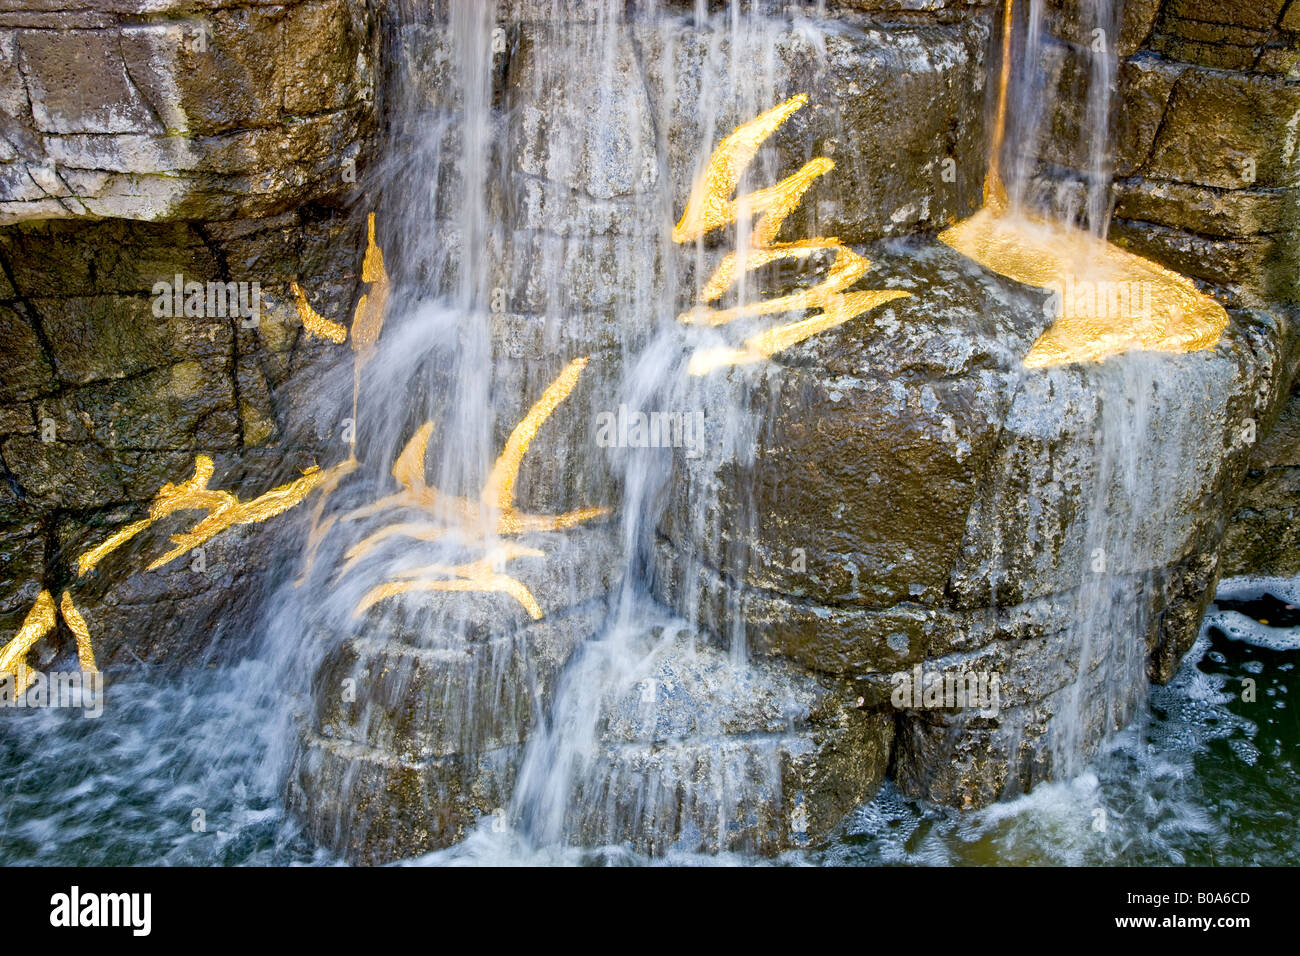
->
<box><xmin>1</xmin><ymin>0</ymin><xmax>1298</xmax><ymax>863</ymax></box>
<box><xmin>384</xmin><ymin>0</ymin><xmax>996</xmax><ymax>517</ymax></box>
<box><xmin>539</xmin><ymin>626</ymin><xmax>892</xmax><ymax>855</ymax></box>
<box><xmin>0</xmin><ymin>1</ymin><xmax>379</xmax><ymax>650</ymax></box>
<box><xmin>1222</xmin><ymin>381</ymin><xmax>1300</xmax><ymax>578</ymax></box>
<box><xmin>0</xmin><ymin>0</ymin><xmax>374</xmax><ymax>225</ymax></box>
<box><xmin>652</xmin><ymin>241</ymin><xmax>1298</xmax><ymax>805</ymax></box>
<box><xmin>288</xmin><ymin>525</ymin><xmax>619</xmax><ymax>864</ymax></box>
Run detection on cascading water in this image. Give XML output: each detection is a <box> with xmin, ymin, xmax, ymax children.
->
<box><xmin>256</xmin><ymin>0</ymin><xmax>1242</xmax><ymax>854</ymax></box>
<box><xmin>938</xmin><ymin>0</ymin><xmax>1222</xmax><ymax>787</ymax></box>
<box><xmin>3</xmin><ymin>0</ymin><xmax>1293</xmax><ymax>870</ymax></box>
<box><xmin>472</xmin><ymin>1</ymin><xmax>845</xmax><ymax>856</ymax></box>
<box><xmin>281</xmin><ymin>0</ymin><xmax>919</xmax><ymax>858</ymax></box>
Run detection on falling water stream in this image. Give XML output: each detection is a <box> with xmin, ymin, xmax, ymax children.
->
<box><xmin>0</xmin><ymin>0</ymin><xmax>1294</xmax><ymax>865</ymax></box>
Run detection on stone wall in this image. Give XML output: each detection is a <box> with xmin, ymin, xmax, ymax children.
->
<box><xmin>1</xmin><ymin>0</ymin><xmax>1298</xmax><ymax>855</ymax></box>
<box><xmin>1038</xmin><ymin>0</ymin><xmax>1299</xmax><ymax>306</ymax></box>
<box><xmin>0</xmin><ymin>0</ymin><xmax>381</xmax><ymax>659</ymax></box>
<box><xmin>1221</xmin><ymin>379</ymin><xmax>1300</xmax><ymax>576</ymax></box>
<box><xmin>0</xmin><ymin>0</ymin><xmax>373</xmax><ymax>224</ymax></box>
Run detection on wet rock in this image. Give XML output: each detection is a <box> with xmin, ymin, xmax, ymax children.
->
<box><xmin>1162</xmin><ymin>0</ymin><xmax>1289</xmax><ymax>32</ymax></box>
<box><xmin>0</xmin><ymin>512</ymin><xmax>43</xmax><ymax>626</ymax></box>
<box><xmin>3</xmin><ymin>0</ymin><xmax>1298</xmax><ymax>845</ymax></box>
<box><xmin>0</xmin><ymin>305</ymin><xmax>56</xmax><ymax>401</ymax></box>
<box><xmin>289</xmin><ymin>524</ymin><xmax>619</xmax><ymax>863</ymax></box>
<box><xmin>658</xmin><ymin>243</ymin><xmax>1038</xmax><ymax>611</ymax></box>
<box><xmin>1221</xmin><ymin>382</ymin><xmax>1300</xmax><ymax>579</ymax></box>
<box><xmin>1143</xmin><ymin>67</ymin><xmax>1300</xmax><ymax>191</ymax></box>
<box><xmin>1220</xmin><ymin>466</ymin><xmax>1300</xmax><ymax>577</ymax></box>
<box><xmin>892</xmin><ymin>658</ymin><xmax>1142</xmax><ymax>806</ymax></box>
<box><xmin>292</xmin><ymin>733</ymin><xmax>522</xmax><ymax>866</ymax></box>
<box><xmin>1034</xmin><ymin>46</ymin><xmax>1184</xmax><ymax>180</ymax></box>
<box><xmin>1113</xmin><ymin>179</ymin><xmax>1294</xmax><ymax>240</ymax></box>
<box><xmin>509</xmin><ymin>25</ymin><xmax>656</xmax><ymax>203</ymax></box>
<box><xmin>0</xmin><ymin>203</ymin><xmax>369</xmax><ymax>633</ymax></box>
<box><xmin>0</xmin><ymin>0</ymin><xmax>377</xmax><ymax>224</ymax></box>
<box><xmin>1108</xmin><ymin>219</ymin><xmax>1295</xmax><ymax>303</ymax></box>
<box><xmin>57</xmin><ymin>467</ymin><xmax>321</xmax><ymax>667</ymax></box>
<box><xmin>1147</xmin><ymin>550</ymin><xmax>1222</xmax><ymax>684</ymax></box>
<box><xmin>637</xmin><ymin>12</ymin><xmax>991</xmax><ymax>246</ymax></box>
<box><xmin>1042</xmin><ymin>0</ymin><xmax>1162</xmax><ymax>57</ymax></box>
<box><xmin>557</xmin><ymin>627</ymin><xmax>893</xmax><ymax>854</ymax></box>
<box><xmin>653</xmin><ymin>234</ymin><xmax>1292</xmax><ymax>808</ymax></box>
<box><xmin>656</xmin><ymin>539</ymin><xmax>939</xmax><ymax>675</ymax></box>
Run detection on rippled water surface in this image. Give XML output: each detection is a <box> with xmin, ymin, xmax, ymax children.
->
<box><xmin>1</xmin><ymin>574</ymin><xmax>1294</xmax><ymax>867</ymax></box>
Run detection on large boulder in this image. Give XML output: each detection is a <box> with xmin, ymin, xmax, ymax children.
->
<box><xmin>288</xmin><ymin>524</ymin><xmax>619</xmax><ymax>864</ymax></box>
<box><xmin>653</xmin><ymin>238</ymin><xmax>1296</xmax><ymax>808</ymax></box>
<box><xmin>540</xmin><ymin>625</ymin><xmax>893</xmax><ymax>855</ymax></box>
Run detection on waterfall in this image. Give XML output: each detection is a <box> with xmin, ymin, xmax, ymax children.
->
<box><xmin>968</xmin><ymin>0</ymin><xmax>1190</xmax><ymax>784</ymax></box>
<box><xmin>266</xmin><ymin>0</ymin><xmax>1232</xmax><ymax>857</ymax></box>
<box><xmin>1082</xmin><ymin>0</ymin><xmax>1119</xmax><ymax>239</ymax></box>
<box><xmin>2</xmin><ymin>0</ymin><xmax>1293</xmax><ymax>872</ymax></box>
<box><xmin>505</xmin><ymin>3</ymin><xmax>813</xmax><ymax>855</ymax></box>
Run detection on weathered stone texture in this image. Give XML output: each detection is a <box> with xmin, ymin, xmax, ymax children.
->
<box><xmin>0</xmin><ymin>0</ymin><xmax>376</xmax><ymax>225</ymax></box>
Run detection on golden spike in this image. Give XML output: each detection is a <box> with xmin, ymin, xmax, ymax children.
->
<box><xmin>292</xmin><ymin>281</ymin><xmax>348</xmax><ymax>344</ymax></box>
<box><xmin>75</xmin><ymin>452</ymin><xmax>326</xmax><ymax>577</ymax></box>
<box><xmin>289</xmin><ymin>211</ymin><xmax>390</xmax><ymax>471</ymax></box>
<box><xmin>354</xmin><ymin>575</ymin><xmax>545</xmax><ymax>620</ymax></box>
<box><xmin>321</xmin><ymin>399</ymin><xmax>611</xmax><ymax>544</ymax></box>
<box><xmin>674</xmin><ymin>94</ymin><xmax>813</xmax><ymax>244</ymax></box>
<box><xmin>939</xmin><ymin>207</ymin><xmax>1228</xmax><ymax>366</ymax></box>
<box><xmin>77</xmin><ymin>516</ymin><xmax>154</xmax><ymax>577</ymax></box>
<box><xmin>361</xmin><ymin>213</ymin><xmax>387</xmax><ymax>285</ymax></box>
<box><xmin>76</xmin><ymin>456</ymin><xmax>226</xmax><ymax>577</ymax></box>
<box><xmin>295</xmin><ymin>456</ymin><xmax>359</xmax><ymax>586</ymax></box>
<box><xmin>937</xmin><ymin>0</ymin><xmax>1227</xmax><ymax>367</ymax></box>
<box><xmin>483</xmin><ymin>357</ymin><xmax>588</xmax><ymax>515</ymax></box>
<box><xmin>351</xmin><ymin>213</ymin><xmax>389</xmax><ymax>355</ymax></box>
<box><xmin>681</xmin><ymin>241</ymin><xmax>872</xmax><ymax>328</ymax></box>
<box><xmin>319</xmin><ymin>361</ymin><xmax>609</xmax><ymax>621</ymax></box>
<box><xmin>0</xmin><ymin>590</ymin><xmax>57</xmax><ymax>698</ymax></box>
<box><xmin>688</xmin><ymin>288</ymin><xmax>911</xmax><ymax>375</ymax></box>
<box><xmin>501</xmin><ymin>504</ymin><xmax>611</xmax><ymax>536</ymax></box>
<box><xmin>334</xmin><ymin>522</ymin><xmax>450</xmax><ymax>582</ymax></box>
<box><xmin>290</xmin><ymin>212</ymin><xmax>389</xmax><ymax>351</ymax></box>
<box><xmin>147</xmin><ymin>463</ymin><xmax>326</xmax><ymax>571</ymax></box>
<box><xmin>392</xmin><ymin>421</ymin><xmax>434</xmax><ymax>494</ymax></box>
<box><xmin>985</xmin><ymin>0</ymin><xmax>1014</xmax><ymax>207</ymax></box>
<box><xmin>58</xmin><ymin>592</ymin><xmax>97</xmax><ymax>673</ymax></box>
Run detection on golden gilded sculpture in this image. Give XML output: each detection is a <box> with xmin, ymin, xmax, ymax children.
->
<box><xmin>77</xmin><ymin>455</ymin><xmax>326</xmax><ymax>576</ymax></box>
<box><xmin>937</xmin><ymin>0</ymin><xmax>1228</xmax><ymax>367</ymax></box>
<box><xmin>353</xmin><ymin>543</ymin><xmax>548</xmax><ymax>620</ymax></box>
<box><xmin>0</xmin><ymin>457</ymin><xmax>327</xmax><ymax>695</ymax></box>
<box><xmin>674</xmin><ymin>94</ymin><xmax>909</xmax><ymax>375</ymax></box>
<box><xmin>334</xmin><ymin>357</ymin><xmax>610</xmax><ymax>620</ymax></box>
<box><xmin>0</xmin><ymin>591</ymin><xmax>59</xmax><ymax>697</ymax></box>
<box><xmin>286</xmin><ymin>214</ymin><xmax>610</xmax><ymax>618</ymax></box>
<box><xmin>1</xmin><ymin>212</ymin><xmax>391</xmax><ymax>692</ymax></box>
